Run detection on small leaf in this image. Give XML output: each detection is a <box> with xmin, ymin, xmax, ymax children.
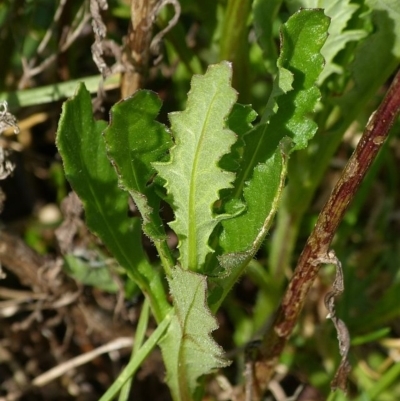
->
<box><xmin>63</xmin><ymin>253</ymin><xmax>119</xmax><ymax>293</ymax></box>
<box><xmin>154</xmin><ymin>61</ymin><xmax>238</xmax><ymax>271</ymax></box>
<box><xmin>160</xmin><ymin>267</ymin><xmax>229</xmax><ymax>401</ymax></box>
<box><xmin>56</xmin><ymin>84</ymin><xmax>169</xmax><ymax>321</ymax></box>
<box><xmin>104</xmin><ymin>90</ymin><xmax>172</xmax><ymax>240</ymax></box>
<box><xmin>267</xmin><ymin>9</ymin><xmax>330</xmax><ymax>150</ymax></box>
<box><xmin>285</xmin><ymin>0</ymin><xmax>367</xmax><ymax>83</ymax></box>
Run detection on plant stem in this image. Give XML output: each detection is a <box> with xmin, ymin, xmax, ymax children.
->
<box><xmin>99</xmin><ymin>309</ymin><xmax>172</xmax><ymax>401</ymax></box>
<box><xmin>219</xmin><ymin>0</ymin><xmax>252</xmax><ymax>103</ymax></box>
<box><xmin>253</xmin><ymin>69</ymin><xmax>400</xmax><ymax>392</ymax></box>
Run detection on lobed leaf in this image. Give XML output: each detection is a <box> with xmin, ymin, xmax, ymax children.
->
<box><xmin>160</xmin><ymin>267</ymin><xmax>229</xmax><ymax>401</ymax></box>
<box><xmin>104</xmin><ymin>90</ymin><xmax>172</xmax><ymax>241</ymax></box>
<box><xmin>56</xmin><ymin>84</ymin><xmax>169</xmax><ymax>321</ymax></box>
<box><xmin>218</xmin><ymin>9</ymin><xmax>330</xmax><ymax>256</ymax></box>
<box><xmin>285</xmin><ymin>0</ymin><xmax>367</xmax><ymax>84</ymax></box>
<box><xmin>154</xmin><ymin>61</ymin><xmax>238</xmax><ymax>271</ymax></box>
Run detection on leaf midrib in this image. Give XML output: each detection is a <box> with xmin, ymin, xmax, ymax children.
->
<box><xmin>188</xmin><ymin>91</ymin><xmax>219</xmax><ymax>270</ymax></box>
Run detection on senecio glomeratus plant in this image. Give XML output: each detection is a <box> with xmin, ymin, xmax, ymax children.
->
<box><xmin>56</xmin><ymin>5</ymin><xmax>400</xmax><ymax>401</ymax></box>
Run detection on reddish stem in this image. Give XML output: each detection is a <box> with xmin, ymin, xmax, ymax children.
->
<box><xmin>254</xmin><ymin>69</ymin><xmax>400</xmax><ymax>392</ymax></box>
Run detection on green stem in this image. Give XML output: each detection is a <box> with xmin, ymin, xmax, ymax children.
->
<box><xmin>154</xmin><ymin>240</ymin><xmax>174</xmax><ymax>277</ymax></box>
<box><xmin>99</xmin><ymin>309</ymin><xmax>172</xmax><ymax>401</ymax></box>
<box><xmin>1</xmin><ymin>74</ymin><xmax>120</xmax><ymax>110</ymax></box>
<box><xmin>219</xmin><ymin>0</ymin><xmax>252</xmax><ymax>102</ymax></box>
<box><xmin>118</xmin><ymin>299</ymin><xmax>151</xmax><ymax>401</ymax></box>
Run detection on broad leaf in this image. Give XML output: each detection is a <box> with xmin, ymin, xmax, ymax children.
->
<box><xmin>56</xmin><ymin>84</ymin><xmax>169</xmax><ymax>321</ymax></box>
<box><xmin>104</xmin><ymin>90</ymin><xmax>172</xmax><ymax>240</ymax></box>
<box><xmin>154</xmin><ymin>61</ymin><xmax>238</xmax><ymax>271</ymax></box>
<box><xmin>160</xmin><ymin>267</ymin><xmax>229</xmax><ymax>401</ymax></box>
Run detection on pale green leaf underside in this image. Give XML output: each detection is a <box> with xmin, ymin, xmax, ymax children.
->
<box><xmin>160</xmin><ymin>267</ymin><xmax>229</xmax><ymax>401</ymax></box>
<box><xmin>154</xmin><ymin>61</ymin><xmax>238</xmax><ymax>271</ymax></box>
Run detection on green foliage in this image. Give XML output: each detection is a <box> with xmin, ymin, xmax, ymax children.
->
<box><xmin>154</xmin><ymin>62</ymin><xmax>238</xmax><ymax>272</ymax></box>
<box><xmin>285</xmin><ymin>0</ymin><xmax>367</xmax><ymax>83</ymax></box>
<box><xmin>208</xmin><ymin>9</ymin><xmax>329</xmax><ymax>310</ymax></box>
<box><xmin>63</xmin><ymin>254</ymin><xmax>119</xmax><ymax>293</ymax></box>
<box><xmin>56</xmin><ymin>84</ymin><xmax>170</xmax><ymax>322</ymax></box>
<box><xmin>1</xmin><ymin>0</ymin><xmax>399</xmax><ymax>400</ymax></box>
<box><xmin>104</xmin><ymin>91</ymin><xmax>171</xmax><ymax>241</ymax></box>
<box><xmin>104</xmin><ymin>91</ymin><xmax>175</xmax><ymax>273</ymax></box>
<box><xmin>221</xmin><ymin>9</ymin><xmax>329</xmax><ymax>254</ymax></box>
<box><xmin>48</xmin><ymin>1</ymin><xmax>400</xmax><ymax>400</ymax></box>
<box><xmin>160</xmin><ymin>267</ymin><xmax>229</xmax><ymax>401</ymax></box>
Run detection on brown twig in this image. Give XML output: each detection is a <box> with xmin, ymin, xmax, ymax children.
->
<box><xmin>120</xmin><ymin>0</ymin><xmax>160</xmax><ymax>97</ymax></box>
<box><xmin>32</xmin><ymin>337</ymin><xmax>133</xmax><ymax>387</ymax></box>
<box><xmin>120</xmin><ymin>0</ymin><xmax>180</xmax><ymax>97</ymax></box>
<box><xmin>250</xmin><ymin>69</ymin><xmax>400</xmax><ymax>396</ymax></box>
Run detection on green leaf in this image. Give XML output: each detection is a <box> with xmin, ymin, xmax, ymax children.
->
<box><xmin>263</xmin><ymin>9</ymin><xmax>330</xmax><ymax>149</ymax></box>
<box><xmin>104</xmin><ymin>90</ymin><xmax>171</xmax><ymax>240</ymax></box>
<box><xmin>160</xmin><ymin>267</ymin><xmax>229</xmax><ymax>401</ymax></box>
<box><xmin>154</xmin><ymin>61</ymin><xmax>238</xmax><ymax>271</ymax></box>
<box><xmin>338</xmin><ymin>0</ymin><xmax>400</xmax><ymax>111</ymax></box>
<box><xmin>204</xmin><ymin>103</ymin><xmax>258</xmax><ymax>274</ymax></box>
<box><xmin>219</xmin><ymin>9</ymin><xmax>329</xmax><ymax>254</ymax></box>
<box><xmin>56</xmin><ymin>83</ymin><xmax>169</xmax><ymax>322</ymax></box>
<box><xmin>209</xmin><ymin>10</ymin><xmax>329</xmax><ymax>310</ymax></box>
<box><xmin>104</xmin><ymin>91</ymin><xmax>175</xmax><ymax>275</ymax></box>
<box><xmin>285</xmin><ymin>0</ymin><xmax>368</xmax><ymax>83</ymax></box>
<box><xmin>317</xmin><ymin>0</ymin><xmax>367</xmax><ymax>83</ymax></box>
<box><xmin>63</xmin><ymin>253</ymin><xmax>119</xmax><ymax>293</ymax></box>
<box><xmin>210</xmin><ymin>153</ymin><xmax>287</xmax><ymax>312</ymax></box>
<box><xmin>219</xmin><ymin>148</ymin><xmax>285</xmax><ymax>254</ymax></box>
